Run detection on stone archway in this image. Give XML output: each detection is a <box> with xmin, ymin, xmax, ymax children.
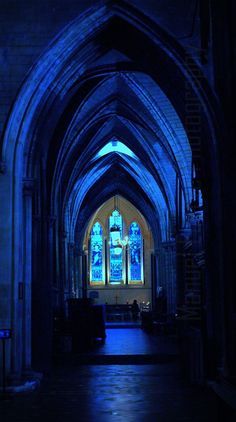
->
<box><xmin>81</xmin><ymin>196</ymin><xmax>155</xmax><ymax>307</ymax></box>
<box><xmin>0</xmin><ymin>1</ymin><xmax>223</xmax><ymax>378</ymax></box>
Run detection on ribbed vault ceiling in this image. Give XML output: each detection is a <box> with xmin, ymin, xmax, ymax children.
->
<box><xmin>2</xmin><ymin>1</ymin><xmax>201</xmax><ymax>247</ymax></box>
<box><xmin>42</xmin><ymin>5</ymin><xmax>193</xmax><ymax>245</ymax></box>
<box><xmin>55</xmin><ymin>69</ymin><xmax>192</xmax><ymax>244</ymax></box>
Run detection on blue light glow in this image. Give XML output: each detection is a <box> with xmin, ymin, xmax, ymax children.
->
<box><xmin>96</xmin><ymin>140</ymin><xmax>136</xmax><ymax>159</ymax></box>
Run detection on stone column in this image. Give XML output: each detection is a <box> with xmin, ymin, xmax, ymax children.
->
<box><xmin>175</xmin><ymin>228</ymin><xmax>192</xmax><ymax>309</ymax></box>
<box><xmin>151</xmin><ymin>250</ymin><xmax>159</xmax><ymax>309</ymax></box>
<box><xmin>47</xmin><ymin>216</ymin><xmax>57</xmax><ymax>304</ymax></box>
<box><xmin>82</xmin><ymin>251</ymin><xmax>88</xmax><ymax>298</ymax></box>
<box><xmin>68</xmin><ymin>242</ymin><xmax>75</xmax><ymax>297</ymax></box>
<box><xmin>78</xmin><ymin>252</ymin><xmax>83</xmax><ymax>298</ymax></box>
<box><xmin>156</xmin><ymin>247</ymin><xmax>164</xmax><ymax>291</ymax></box>
<box><xmin>0</xmin><ymin>162</ymin><xmax>13</xmax><ymax>381</ymax></box>
<box><xmin>162</xmin><ymin>241</ymin><xmax>176</xmax><ymax>314</ymax></box>
<box><xmin>22</xmin><ymin>178</ymin><xmax>35</xmax><ymax>372</ymax></box>
<box><xmin>59</xmin><ymin>230</ymin><xmax>67</xmax><ymax>306</ymax></box>
<box><xmin>31</xmin><ymin>212</ymin><xmax>41</xmax><ymax>370</ymax></box>
<box><xmin>74</xmin><ymin>245</ymin><xmax>81</xmax><ymax>298</ymax></box>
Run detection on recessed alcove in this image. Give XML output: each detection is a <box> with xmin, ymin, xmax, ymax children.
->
<box><xmin>83</xmin><ymin>196</ymin><xmax>153</xmax><ymax>307</ymax></box>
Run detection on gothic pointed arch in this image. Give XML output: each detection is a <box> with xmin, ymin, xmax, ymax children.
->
<box><xmin>0</xmin><ymin>0</ymin><xmax>225</xmax><ymax>381</ymax></box>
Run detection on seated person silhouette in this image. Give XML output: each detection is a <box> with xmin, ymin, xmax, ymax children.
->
<box><xmin>131</xmin><ymin>299</ymin><xmax>140</xmax><ymax>321</ymax></box>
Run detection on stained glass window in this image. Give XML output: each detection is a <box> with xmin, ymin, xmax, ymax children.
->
<box><xmin>109</xmin><ymin>210</ymin><xmax>123</xmax><ymax>283</ymax></box>
<box><xmin>89</xmin><ymin>211</ymin><xmax>144</xmax><ymax>285</ymax></box>
<box><xmin>129</xmin><ymin>222</ymin><xmax>143</xmax><ymax>282</ymax></box>
<box><xmin>90</xmin><ymin>222</ymin><xmax>103</xmax><ymax>283</ymax></box>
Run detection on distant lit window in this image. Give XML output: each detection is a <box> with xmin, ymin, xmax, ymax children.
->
<box><xmin>96</xmin><ymin>140</ymin><xmax>136</xmax><ymax>159</ymax></box>
<box><xmin>90</xmin><ymin>222</ymin><xmax>104</xmax><ymax>283</ymax></box>
<box><xmin>109</xmin><ymin>210</ymin><xmax>123</xmax><ymax>283</ymax></box>
<box><xmin>89</xmin><ymin>210</ymin><xmax>144</xmax><ymax>285</ymax></box>
<box><xmin>128</xmin><ymin>222</ymin><xmax>143</xmax><ymax>282</ymax></box>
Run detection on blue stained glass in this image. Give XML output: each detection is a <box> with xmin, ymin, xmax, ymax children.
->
<box><xmin>129</xmin><ymin>222</ymin><xmax>142</xmax><ymax>281</ymax></box>
<box><xmin>109</xmin><ymin>210</ymin><xmax>123</xmax><ymax>282</ymax></box>
<box><xmin>90</xmin><ymin>222</ymin><xmax>103</xmax><ymax>282</ymax></box>
<box><xmin>110</xmin><ymin>252</ymin><xmax>123</xmax><ymax>281</ymax></box>
<box><xmin>109</xmin><ymin>209</ymin><xmax>122</xmax><ymax>232</ymax></box>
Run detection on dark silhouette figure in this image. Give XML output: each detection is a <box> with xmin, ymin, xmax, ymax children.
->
<box><xmin>131</xmin><ymin>299</ymin><xmax>140</xmax><ymax>321</ymax></box>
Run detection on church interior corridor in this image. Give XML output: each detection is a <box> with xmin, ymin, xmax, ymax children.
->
<box><xmin>0</xmin><ymin>0</ymin><xmax>236</xmax><ymax>420</ymax></box>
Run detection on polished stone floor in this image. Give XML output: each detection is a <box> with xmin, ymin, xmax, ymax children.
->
<box><xmin>0</xmin><ymin>329</ymin><xmax>217</xmax><ymax>421</ymax></box>
<box><xmin>72</xmin><ymin>327</ymin><xmax>178</xmax><ymax>364</ymax></box>
<box><xmin>94</xmin><ymin>327</ymin><xmax>178</xmax><ymax>355</ymax></box>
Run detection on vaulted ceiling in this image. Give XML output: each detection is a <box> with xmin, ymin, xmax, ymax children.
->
<box><xmin>55</xmin><ymin>70</ymin><xmax>192</xmax><ymax>244</ymax></box>
<box><xmin>5</xmin><ymin>1</ymin><xmax>212</xmax><ymax>247</ymax></box>
<box><xmin>37</xmin><ymin>3</ymin><xmax>194</xmax><ymax>245</ymax></box>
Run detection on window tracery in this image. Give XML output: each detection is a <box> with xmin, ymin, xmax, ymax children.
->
<box><xmin>89</xmin><ymin>211</ymin><xmax>144</xmax><ymax>286</ymax></box>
